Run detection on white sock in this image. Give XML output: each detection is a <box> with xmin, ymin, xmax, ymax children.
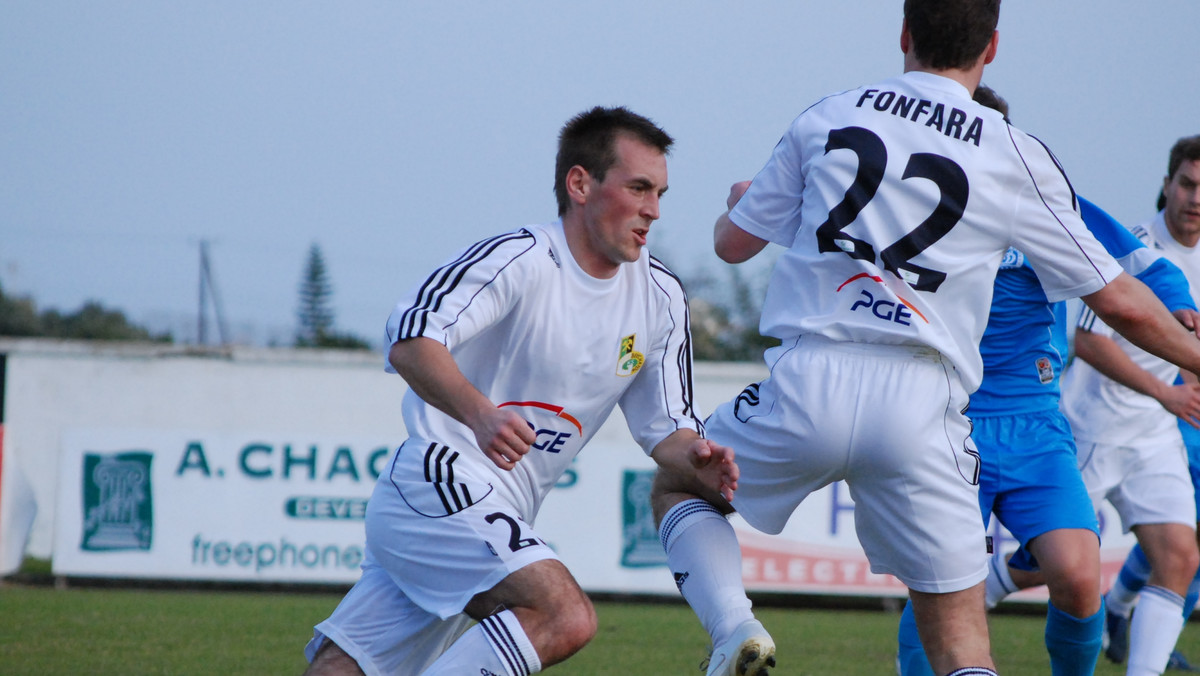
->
<box><xmin>984</xmin><ymin>553</ymin><xmax>1017</xmax><ymax>610</ymax></box>
<box><xmin>660</xmin><ymin>499</ymin><xmax>753</xmax><ymax>646</ymax></box>
<box><xmin>1105</xmin><ymin>578</ymin><xmax>1138</xmax><ymax>618</ymax></box>
<box><xmin>423</xmin><ymin>609</ymin><xmax>542</xmax><ymax>676</ymax></box>
<box><xmin>1127</xmin><ymin>585</ymin><xmax>1185</xmax><ymax>676</ymax></box>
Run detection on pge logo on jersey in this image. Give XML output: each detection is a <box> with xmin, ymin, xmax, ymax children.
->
<box><xmin>497</xmin><ymin>401</ymin><xmax>583</xmax><ymax>454</ymax></box>
<box><xmin>838</xmin><ymin>272</ymin><xmax>929</xmax><ymax>326</ymax></box>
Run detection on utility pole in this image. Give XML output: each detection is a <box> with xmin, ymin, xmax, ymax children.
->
<box><xmin>197</xmin><ymin>240</ymin><xmax>229</xmax><ymax>346</ymax></box>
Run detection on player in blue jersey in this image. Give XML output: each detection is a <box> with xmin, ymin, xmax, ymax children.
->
<box><xmin>896</xmin><ymin>90</ymin><xmax>1200</xmax><ymax>676</ymax></box>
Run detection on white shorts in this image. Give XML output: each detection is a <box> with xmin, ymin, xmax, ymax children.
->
<box><xmin>1077</xmin><ymin>426</ymin><xmax>1197</xmax><ymax>532</ymax></box>
<box><xmin>306</xmin><ymin>549</ymin><xmax>472</xmax><ymax>676</ymax></box>
<box><xmin>706</xmin><ymin>335</ymin><xmax>988</xmax><ymax>594</ymax></box>
<box><xmin>307</xmin><ymin>439</ymin><xmax>559</xmax><ymax>672</ymax></box>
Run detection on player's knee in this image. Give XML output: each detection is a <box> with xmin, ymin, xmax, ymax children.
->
<box><xmin>542</xmin><ymin>594</ymin><xmax>597</xmax><ymax>660</ymax></box>
<box><xmin>1047</xmin><ymin>571</ymin><xmax>1101</xmax><ymax>618</ymax></box>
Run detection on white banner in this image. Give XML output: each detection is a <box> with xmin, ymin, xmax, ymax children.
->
<box><xmin>53</xmin><ymin>423</ymin><xmax>1137</xmax><ymax>599</ymax></box>
<box><xmin>54</xmin><ymin>428</ymin><xmax>385</xmax><ymax>582</ymax></box>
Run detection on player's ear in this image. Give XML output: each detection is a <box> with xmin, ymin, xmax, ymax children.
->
<box><xmin>565</xmin><ymin>165</ymin><xmax>591</xmax><ymax>207</ymax></box>
<box><xmin>899</xmin><ymin>19</ymin><xmax>910</xmax><ymax>55</ymax></box>
<box><xmin>983</xmin><ymin>30</ymin><xmax>998</xmax><ymax>65</ymax></box>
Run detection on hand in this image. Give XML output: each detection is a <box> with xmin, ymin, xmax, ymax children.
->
<box><xmin>1157</xmin><ymin>381</ymin><xmax>1200</xmax><ymax>429</ymax></box>
<box><xmin>687</xmin><ymin>438</ymin><xmax>739</xmax><ymax>503</ymax></box>
<box><xmin>726</xmin><ymin>180</ymin><xmax>752</xmax><ymax>210</ymax></box>
<box><xmin>1174</xmin><ymin>308</ymin><xmax>1200</xmax><ymax>339</ymax></box>
<box><xmin>471</xmin><ymin>407</ymin><xmax>537</xmax><ymax>470</ymax></box>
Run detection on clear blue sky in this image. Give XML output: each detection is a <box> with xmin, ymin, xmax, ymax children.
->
<box><xmin>3</xmin><ymin>2</ymin><xmax>1197</xmax><ymax>347</ymax></box>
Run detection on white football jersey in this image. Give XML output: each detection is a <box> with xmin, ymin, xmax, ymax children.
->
<box><xmin>384</xmin><ymin>220</ymin><xmax>701</xmax><ymax>521</ymax></box>
<box><xmin>731</xmin><ymin>71</ymin><xmax>1123</xmax><ymax>392</ymax></box>
<box><xmin>1061</xmin><ymin>211</ymin><xmax>1200</xmax><ymax>446</ymax></box>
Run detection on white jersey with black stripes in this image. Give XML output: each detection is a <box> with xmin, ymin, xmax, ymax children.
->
<box><xmin>730</xmin><ymin>71</ymin><xmax>1123</xmax><ymax>392</ymax></box>
<box><xmin>383</xmin><ymin>219</ymin><xmax>700</xmax><ymax>521</ymax></box>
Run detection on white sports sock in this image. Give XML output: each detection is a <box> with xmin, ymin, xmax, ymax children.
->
<box><xmin>984</xmin><ymin>552</ymin><xmax>1017</xmax><ymax>610</ymax></box>
<box><xmin>1127</xmin><ymin>585</ymin><xmax>1185</xmax><ymax>676</ymax></box>
<box><xmin>1104</xmin><ymin>577</ymin><xmax>1139</xmax><ymax>618</ymax></box>
<box><xmin>660</xmin><ymin>499</ymin><xmax>753</xmax><ymax>646</ymax></box>
<box><xmin>423</xmin><ymin>609</ymin><xmax>542</xmax><ymax>676</ymax></box>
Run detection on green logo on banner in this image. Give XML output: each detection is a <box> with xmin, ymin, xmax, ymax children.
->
<box><xmin>81</xmin><ymin>452</ymin><xmax>154</xmax><ymax>551</ymax></box>
<box><xmin>620</xmin><ymin>469</ymin><xmax>665</xmax><ymax>568</ymax></box>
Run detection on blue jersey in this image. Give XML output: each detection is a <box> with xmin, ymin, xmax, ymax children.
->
<box><xmin>969</xmin><ymin>197</ymin><xmax>1195</xmax><ymax>416</ymax></box>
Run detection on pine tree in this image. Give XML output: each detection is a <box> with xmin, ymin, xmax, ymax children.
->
<box><xmin>296</xmin><ymin>243</ymin><xmax>334</xmax><ymax>347</ymax></box>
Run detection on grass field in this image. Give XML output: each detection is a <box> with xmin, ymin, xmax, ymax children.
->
<box><xmin>3</xmin><ymin>582</ymin><xmax>1200</xmax><ymax>674</ymax></box>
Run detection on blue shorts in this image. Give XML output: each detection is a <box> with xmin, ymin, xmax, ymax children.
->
<box><xmin>974</xmin><ymin>410</ymin><xmax>1099</xmax><ymax>571</ymax></box>
<box><xmin>1181</xmin><ymin>419</ymin><xmax>1200</xmax><ymax>518</ymax></box>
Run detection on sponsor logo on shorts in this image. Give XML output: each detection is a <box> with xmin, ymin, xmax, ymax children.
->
<box><xmin>81</xmin><ymin>451</ymin><xmax>154</xmax><ymax>552</ymax></box>
<box><xmin>616</xmin><ymin>334</ymin><xmax>645</xmax><ymax>377</ymax></box>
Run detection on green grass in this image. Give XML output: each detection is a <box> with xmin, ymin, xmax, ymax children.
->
<box><xmin>2</xmin><ymin>584</ymin><xmax>1199</xmax><ymax>674</ymax></box>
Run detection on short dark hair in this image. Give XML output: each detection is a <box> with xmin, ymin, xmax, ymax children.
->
<box><xmin>1158</xmin><ymin>135</ymin><xmax>1200</xmax><ymax>210</ymax></box>
<box><xmin>972</xmin><ymin>83</ymin><xmax>1009</xmax><ymax>119</ymax></box>
<box><xmin>554</xmin><ymin>106</ymin><xmax>674</xmax><ymax>216</ymax></box>
<box><xmin>904</xmin><ymin>0</ymin><xmax>1000</xmax><ymax>71</ymax></box>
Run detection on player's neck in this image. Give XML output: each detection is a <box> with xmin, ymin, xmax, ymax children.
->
<box><xmin>903</xmin><ymin>59</ymin><xmax>984</xmax><ymax>96</ymax></box>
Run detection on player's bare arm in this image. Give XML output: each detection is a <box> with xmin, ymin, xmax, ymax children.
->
<box><xmin>1073</xmin><ymin>328</ymin><xmax>1200</xmax><ymax>428</ymax></box>
<box><xmin>649</xmin><ymin>430</ymin><xmax>738</xmax><ymax>505</ymax></box>
<box><xmin>1084</xmin><ymin>273</ymin><xmax>1200</xmax><ymax>367</ymax></box>
<box><xmin>388</xmin><ymin>337</ymin><xmax>536</xmax><ymax>469</ymax></box>
<box><xmin>714</xmin><ymin>180</ymin><xmax>768</xmax><ymax>264</ymax></box>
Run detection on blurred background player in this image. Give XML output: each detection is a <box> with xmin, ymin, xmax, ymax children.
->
<box><xmin>650</xmin><ymin>2</ymin><xmax>1200</xmax><ymax>674</ymax></box>
<box><xmin>895</xmin><ymin>83</ymin><xmax>1200</xmax><ymax>676</ymax></box>
<box><xmin>1058</xmin><ymin>134</ymin><xmax>1200</xmax><ymax>676</ymax></box>
<box><xmin>302</xmin><ymin>106</ymin><xmax>737</xmax><ymax>676</ymax></box>
<box><xmin>1080</xmin><ymin>135</ymin><xmax>1200</xmax><ymax>673</ymax></box>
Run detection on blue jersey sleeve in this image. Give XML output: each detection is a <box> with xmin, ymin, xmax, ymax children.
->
<box><xmin>1079</xmin><ymin>197</ymin><xmax>1195</xmax><ymax>312</ymax></box>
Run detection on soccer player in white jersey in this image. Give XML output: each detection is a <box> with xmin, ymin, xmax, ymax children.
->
<box><xmin>1060</xmin><ymin>135</ymin><xmax>1200</xmax><ymax>676</ymax></box>
<box><xmin>651</xmin><ymin>2</ymin><xmax>1200</xmax><ymax>674</ymax></box>
<box><xmin>301</xmin><ymin>106</ymin><xmax>738</xmax><ymax>676</ymax></box>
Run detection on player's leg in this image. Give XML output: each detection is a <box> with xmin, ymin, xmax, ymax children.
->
<box><xmin>364</xmin><ymin>439</ymin><xmax>590</xmax><ymax>674</ymax></box>
<box><xmin>1103</xmin><ymin>431</ymin><xmax>1200</xmax><ymax>675</ymax></box>
<box><xmin>653</xmin><ymin>370</ymin><xmax>808</xmax><ymax>675</ymax></box>
<box><xmin>651</xmin><ymin>483</ymin><xmax>773</xmax><ymax>676</ymax></box>
<box><xmin>846</xmin><ymin>345</ymin><xmax>994</xmax><ymax>674</ymax></box>
<box><xmin>896</xmin><ymin>600</ymin><xmax>935</xmax><ymax>676</ymax></box>
<box><xmin>422</xmin><ymin>558</ymin><xmax>596</xmax><ymax>675</ymax></box>
<box><xmin>1126</xmin><ymin>522</ymin><xmax>1200</xmax><ymax>676</ymax></box>
<box><xmin>1003</xmin><ymin>419</ymin><xmax>1105</xmax><ymax>676</ymax></box>
<box><xmin>1023</xmin><ymin>529</ymin><xmax>1104</xmax><ymax>676</ymax></box>
<box><xmin>909</xmin><ymin>585</ymin><xmax>995</xmax><ymax>673</ymax></box>
<box><xmin>304</xmin><ymin>555</ymin><xmax>472</xmax><ymax>675</ymax></box>
<box><xmin>1104</xmin><ymin>542</ymin><xmax>1152</xmax><ymax>664</ymax></box>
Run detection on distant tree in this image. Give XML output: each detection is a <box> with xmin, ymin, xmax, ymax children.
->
<box><xmin>294</xmin><ymin>243</ymin><xmax>370</xmax><ymax>350</ymax></box>
<box><xmin>0</xmin><ymin>284</ymin><xmax>41</xmax><ymax>336</ymax></box>
<box><xmin>296</xmin><ymin>243</ymin><xmax>335</xmax><ymax>346</ymax></box>
<box><xmin>0</xmin><ymin>283</ymin><xmax>171</xmax><ymax>342</ymax></box>
<box><xmin>677</xmin><ymin>263</ymin><xmax>780</xmax><ymax>362</ymax></box>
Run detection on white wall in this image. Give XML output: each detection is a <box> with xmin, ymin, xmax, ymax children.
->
<box><xmin>0</xmin><ymin>338</ymin><xmax>1134</xmax><ymax>601</ymax></box>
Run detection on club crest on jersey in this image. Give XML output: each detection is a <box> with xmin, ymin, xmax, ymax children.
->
<box><xmin>1036</xmin><ymin>356</ymin><xmax>1054</xmax><ymax>384</ymax></box>
<box><xmin>1000</xmin><ymin>247</ymin><xmax>1025</xmax><ymax>270</ymax></box>
<box><xmin>616</xmin><ymin>334</ymin><xmax>645</xmax><ymax>377</ymax></box>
